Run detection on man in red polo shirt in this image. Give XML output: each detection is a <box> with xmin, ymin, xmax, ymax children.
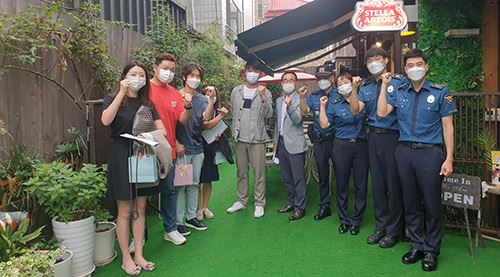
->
<box><xmin>149</xmin><ymin>53</ymin><xmax>192</xmax><ymax>245</ymax></box>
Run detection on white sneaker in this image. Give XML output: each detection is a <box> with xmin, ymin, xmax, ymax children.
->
<box><xmin>226</xmin><ymin>201</ymin><xmax>246</xmax><ymax>213</ymax></box>
<box><xmin>128</xmin><ymin>239</ymin><xmax>145</xmax><ymax>254</ymax></box>
<box><xmin>203</xmin><ymin>208</ymin><xmax>215</xmax><ymax>219</ymax></box>
<box><xmin>163</xmin><ymin>230</ymin><xmax>186</xmax><ymax>245</ymax></box>
<box><xmin>254</xmin><ymin>206</ymin><xmax>264</xmax><ymax>218</ymax></box>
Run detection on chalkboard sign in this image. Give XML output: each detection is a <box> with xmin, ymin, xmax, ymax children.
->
<box><xmin>441</xmin><ymin>173</ymin><xmax>481</xmax><ymax>210</ymax></box>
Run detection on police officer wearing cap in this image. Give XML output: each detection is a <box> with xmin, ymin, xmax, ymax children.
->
<box><xmin>319</xmin><ymin>71</ymin><xmax>368</xmax><ymax>236</ymax></box>
<box><xmin>377</xmin><ymin>49</ymin><xmax>457</xmax><ymax>272</ymax></box>
<box><xmin>350</xmin><ymin>47</ymin><xmax>408</xmax><ymax>248</ymax></box>
<box><xmin>298</xmin><ymin>61</ymin><xmax>336</xmax><ymax>220</ymax></box>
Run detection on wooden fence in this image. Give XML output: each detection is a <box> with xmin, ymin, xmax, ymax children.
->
<box><xmin>0</xmin><ymin>0</ymin><xmax>144</xmax><ymax>159</ymax></box>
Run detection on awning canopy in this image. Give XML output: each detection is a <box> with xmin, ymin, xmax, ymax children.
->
<box><xmin>235</xmin><ymin>0</ymin><xmax>358</xmax><ymax>75</ymax></box>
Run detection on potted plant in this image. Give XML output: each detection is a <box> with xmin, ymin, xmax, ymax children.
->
<box><xmin>0</xmin><ymin>248</ymin><xmax>63</xmax><ymax>277</ymax></box>
<box><xmin>94</xmin><ymin>211</ymin><xmax>117</xmax><ymax>266</ymax></box>
<box><xmin>24</xmin><ymin>162</ymin><xmax>107</xmax><ymax>277</ymax></box>
<box><xmin>54</xmin><ymin>248</ymin><xmax>73</xmax><ymax>277</ymax></box>
<box><xmin>33</xmin><ymin>237</ymin><xmax>73</xmax><ymax>277</ymax></box>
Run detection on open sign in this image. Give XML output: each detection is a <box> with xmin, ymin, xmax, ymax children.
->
<box><xmin>351</xmin><ymin>0</ymin><xmax>408</xmax><ymax>32</ymax></box>
<box><xmin>441</xmin><ymin>173</ymin><xmax>481</xmax><ymax>210</ymax></box>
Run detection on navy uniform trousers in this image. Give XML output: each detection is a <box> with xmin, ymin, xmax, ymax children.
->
<box><xmin>332</xmin><ymin>139</ymin><xmax>369</xmax><ymax>227</ymax></box>
<box><xmin>313</xmin><ymin>137</ymin><xmax>334</xmax><ymax>208</ymax></box>
<box><xmin>368</xmin><ymin>131</ymin><xmax>404</xmax><ymax>236</ymax></box>
<box><xmin>395</xmin><ymin>144</ymin><xmax>444</xmax><ymax>254</ymax></box>
<box><xmin>277</xmin><ymin>137</ymin><xmax>307</xmax><ymax>212</ymax></box>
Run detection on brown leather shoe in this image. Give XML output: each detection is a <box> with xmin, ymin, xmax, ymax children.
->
<box><xmin>289</xmin><ymin>210</ymin><xmax>305</xmax><ymax>221</ymax></box>
<box><xmin>277</xmin><ymin>205</ymin><xmax>293</xmax><ymax>213</ymax></box>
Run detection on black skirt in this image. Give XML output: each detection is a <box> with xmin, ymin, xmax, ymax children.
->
<box><xmin>199</xmin><ymin>147</ymin><xmax>219</xmax><ymax>183</ymax></box>
<box><xmin>107</xmin><ymin>138</ymin><xmax>159</xmax><ymax>200</ymax></box>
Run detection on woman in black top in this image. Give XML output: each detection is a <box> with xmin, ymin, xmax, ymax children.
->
<box><xmin>197</xmin><ymin>89</ymin><xmax>231</xmax><ymax>220</ymax></box>
<box><xmin>102</xmin><ymin>61</ymin><xmax>165</xmax><ymax>275</ymax></box>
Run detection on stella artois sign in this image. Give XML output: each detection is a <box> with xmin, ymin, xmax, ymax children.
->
<box><xmin>351</xmin><ymin>0</ymin><xmax>408</xmax><ymax>32</ymax></box>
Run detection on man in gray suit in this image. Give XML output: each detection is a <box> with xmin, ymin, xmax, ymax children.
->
<box><xmin>274</xmin><ymin>72</ymin><xmax>308</xmax><ymax>221</ymax></box>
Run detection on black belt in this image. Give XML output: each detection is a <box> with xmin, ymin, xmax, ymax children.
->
<box><xmin>400</xmin><ymin>142</ymin><xmax>441</xmax><ymax>149</ymax></box>
<box><xmin>368</xmin><ymin>126</ymin><xmax>399</xmax><ymax>135</ymax></box>
<box><xmin>310</xmin><ymin>132</ymin><xmax>334</xmax><ymax>143</ymax></box>
<box><xmin>335</xmin><ymin>138</ymin><xmax>366</xmax><ymax>143</ymax></box>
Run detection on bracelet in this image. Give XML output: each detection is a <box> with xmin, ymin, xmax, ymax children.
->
<box><xmin>184</xmin><ymin>105</ymin><xmax>193</xmax><ymax>110</ymax></box>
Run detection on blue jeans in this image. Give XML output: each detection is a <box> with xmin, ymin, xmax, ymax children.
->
<box><xmin>160</xmin><ymin>159</ymin><xmax>177</xmax><ymax>233</ymax></box>
<box><xmin>176</xmin><ymin>153</ymin><xmax>205</xmax><ymax>224</ymax></box>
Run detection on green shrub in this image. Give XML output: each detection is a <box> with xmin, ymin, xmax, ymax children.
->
<box><xmin>24</xmin><ymin>162</ymin><xmax>107</xmax><ymax>223</ymax></box>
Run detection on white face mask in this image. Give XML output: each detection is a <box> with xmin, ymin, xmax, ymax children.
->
<box><xmin>246</xmin><ymin>72</ymin><xmax>260</xmax><ymax>84</ymax></box>
<box><xmin>338</xmin><ymin>83</ymin><xmax>353</xmax><ymax>97</ymax></box>
<box><xmin>186</xmin><ymin>78</ymin><xmax>201</xmax><ymax>89</ymax></box>
<box><xmin>406</xmin><ymin>67</ymin><xmax>427</xmax><ymax>82</ymax></box>
<box><xmin>318</xmin><ymin>79</ymin><xmax>331</xmax><ymax>91</ymax></box>
<box><xmin>282</xmin><ymin>83</ymin><xmax>295</xmax><ymax>94</ymax></box>
<box><xmin>127</xmin><ymin>76</ymin><xmax>146</xmax><ymax>92</ymax></box>
<box><xmin>158</xmin><ymin>69</ymin><xmax>175</xmax><ymax>84</ymax></box>
<box><xmin>367</xmin><ymin>61</ymin><xmax>385</xmax><ymax>75</ymax></box>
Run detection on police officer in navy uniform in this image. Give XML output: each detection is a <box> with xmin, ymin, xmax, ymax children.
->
<box><xmin>377</xmin><ymin>49</ymin><xmax>457</xmax><ymax>272</ymax></box>
<box><xmin>298</xmin><ymin>61</ymin><xmax>336</xmax><ymax>220</ymax></box>
<box><xmin>350</xmin><ymin>47</ymin><xmax>408</xmax><ymax>248</ymax></box>
<box><xmin>319</xmin><ymin>71</ymin><xmax>368</xmax><ymax>235</ymax></box>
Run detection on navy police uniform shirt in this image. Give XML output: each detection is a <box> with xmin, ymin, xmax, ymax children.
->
<box><xmin>306</xmin><ymin>88</ymin><xmax>336</xmax><ymax>134</ymax></box>
<box><xmin>388</xmin><ymin>80</ymin><xmax>457</xmax><ymax>145</ymax></box>
<box><xmin>326</xmin><ymin>93</ymin><xmax>366</xmax><ymax>140</ymax></box>
<box><xmin>358</xmin><ymin>74</ymin><xmax>408</xmax><ymax>130</ymax></box>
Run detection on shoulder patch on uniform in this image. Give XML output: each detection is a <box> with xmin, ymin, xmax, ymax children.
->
<box><xmin>430</xmin><ymin>83</ymin><xmax>445</xmax><ymax>90</ymax></box>
<box><xmin>444</xmin><ymin>94</ymin><xmax>453</xmax><ymax>103</ymax></box>
<box><xmin>387</xmin><ymin>85</ymin><xmax>395</xmax><ymax>93</ymax></box>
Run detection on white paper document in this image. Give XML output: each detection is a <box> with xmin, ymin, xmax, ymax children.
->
<box><xmin>120</xmin><ymin>133</ymin><xmax>159</xmax><ymax>147</ymax></box>
<box><xmin>202</xmin><ymin>120</ymin><xmax>228</xmax><ymax>144</ymax></box>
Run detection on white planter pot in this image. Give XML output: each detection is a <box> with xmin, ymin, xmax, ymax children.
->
<box><xmin>52</xmin><ymin>216</ymin><xmax>96</xmax><ymax>277</ymax></box>
<box><xmin>94</xmin><ymin>222</ymin><xmax>117</xmax><ymax>266</ymax></box>
<box><xmin>54</xmin><ymin>250</ymin><xmax>73</xmax><ymax>277</ymax></box>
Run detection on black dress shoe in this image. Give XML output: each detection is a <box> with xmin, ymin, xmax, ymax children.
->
<box><xmin>422</xmin><ymin>253</ymin><xmax>438</xmax><ymax>272</ymax></box>
<box><xmin>402</xmin><ymin>249</ymin><xmax>424</xmax><ymax>264</ymax></box>
<box><xmin>278</xmin><ymin>205</ymin><xmax>293</xmax><ymax>213</ymax></box>
<box><xmin>350</xmin><ymin>225</ymin><xmax>360</xmax><ymax>236</ymax></box>
<box><xmin>289</xmin><ymin>210</ymin><xmax>305</xmax><ymax>221</ymax></box>
<box><xmin>367</xmin><ymin>231</ymin><xmax>386</xmax><ymax>244</ymax></box>
<box><xmin>314</xmin><ymin>207</ymin><xmax>331</xmax><ymax>220</ymax></box>
<box><xmin>379</xmin><ymin>235</ymin><xmax>399</xmax><ymax>248</ymax></box>
<box><xmin>339</xmin><ymin>224</ymin><xmax>351</xmax><ymax>234</ymax></box>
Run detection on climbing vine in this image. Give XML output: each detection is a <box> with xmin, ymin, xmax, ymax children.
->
<box><xmin>0</xmin><ymin>1</ymin><xmax>121</xmax><ymax>109</ymax></box>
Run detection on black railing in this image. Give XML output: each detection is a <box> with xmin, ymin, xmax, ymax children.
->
<box><xmin>453</xmin><ymin>92</ymin><xmax>500</xmax><ymax>228</ymax></box>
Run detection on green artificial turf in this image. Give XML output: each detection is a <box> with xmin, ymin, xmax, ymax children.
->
<box><xmin>94</xmin><ymin>163</ymin><xmax>500</xmax><ymax>276</ymax></box>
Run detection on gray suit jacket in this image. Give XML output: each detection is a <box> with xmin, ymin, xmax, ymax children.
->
<box><xmin>274</xmin><ymin>92</ymin><xmax>308</xmax><ymax>154</ymax></box>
